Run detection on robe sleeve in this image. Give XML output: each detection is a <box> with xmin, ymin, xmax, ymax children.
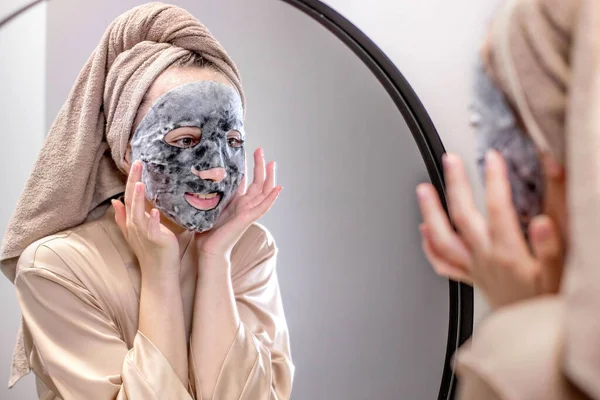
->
<box><xmin>15</xmin><ymin>244</ymin><xmax>193</xmax><ymax>400</ymax></box>
<box><xmin>188</xmin><ymin>224</ymin><xmax>294</xmax><ymax>400</ymax></box>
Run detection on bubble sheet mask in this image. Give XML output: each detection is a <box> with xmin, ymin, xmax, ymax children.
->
<box><xmin>131</xmin><ymin>81</ymin><xmax>245</xmax><ymax>232</ymax></box>
<box><xmin>470</xmin><ymin>60</ymin><xmax>544</xmax><ymax>235</ymax></box>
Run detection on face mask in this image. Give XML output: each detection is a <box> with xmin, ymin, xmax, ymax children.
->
<box><xmin>130</xmin><ymin>81</ymin><xmax>245</xmax><ymax>232</ymax></box>
<box><xmin>470</xmin><ymin>60</ymin><xmax>544</xmax><ymax>235</ymax></box>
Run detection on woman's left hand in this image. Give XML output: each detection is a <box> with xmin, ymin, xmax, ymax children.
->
<box><xmin>416</xmin><ymin>150</ymin><xmax>565</xmax><ymax>310</ymax></box>
<box><xmin>196</xmin><ymin>148</ymin><xmax>282</xmax><ymax>260</ymax></box>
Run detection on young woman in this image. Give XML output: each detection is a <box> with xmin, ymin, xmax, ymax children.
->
<box><xmin>0</xmin><ymin>3</ymin><xmax>293</xmax><ymax>399</ymax></box>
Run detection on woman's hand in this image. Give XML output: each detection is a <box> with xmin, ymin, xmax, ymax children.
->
<box><xmin>196</xmin><ymin>148</ymin><xmax>282</xmax><ymax>260</ymax></box>
<box><xmin>416</xmin><ymin>150</ymin><xmax>564</xmax><ymax>310</ymax></box>
<box><xmin>112</xmin><ymin>160</ymin><xmax>181</xmax><ymax>278</ymax></box>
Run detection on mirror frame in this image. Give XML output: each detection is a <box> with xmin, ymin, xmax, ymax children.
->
<box><xmin>279</xmin><ymin>2</ymin><xmax>474</xmax><ymax>399</ymax></box>
<box><xmin>0</xmin><ymin>1</ymin><xmax>474</xmax><ymax>399</ymax></box>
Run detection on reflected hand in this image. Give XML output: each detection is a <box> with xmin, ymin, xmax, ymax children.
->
<box><xmin>112</xmin><ymin>160</ymin><xmax>181</xmax><ymax>278</ymax></box>
<box><xmin>416</xmin><ymin>151</ymin><xmax>564</xmax><ymax>310</ymax></box>
<box><xmin>196</xmin><ymin>148</ymin><xmax>282</xmax><ymax>260</ymax></box>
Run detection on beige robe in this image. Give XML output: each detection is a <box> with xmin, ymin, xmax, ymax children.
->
<box><xmin>10</xmin><ymin>206</ymin><xmax>294</xmax><ymax>399</ymax></box>
<box><xmin>455</xmin><ymin>297</ymin><xmax>589</xmax><ymax>400</ymax></box>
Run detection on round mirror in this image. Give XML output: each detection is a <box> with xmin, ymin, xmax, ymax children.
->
<box><xmin>0</xmin><ymin>1</ymin><xmax>473</xmax><ymax>399</ymax></box>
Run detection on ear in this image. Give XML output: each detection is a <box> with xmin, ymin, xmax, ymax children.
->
<box><xmin>541</xmin><ymin>152</ymin><xmax>565</xmax><ymax>183</ymax></box>
<box><xmin>123</xmin><ymin>145</ymin><xmax>132</xmax><ymax>172</ymax></box>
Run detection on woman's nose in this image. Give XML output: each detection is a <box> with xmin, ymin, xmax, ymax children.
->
<box><xmin>192</xmin><ymin>166</ymin><xmax>227</xmax><ymax>182</ymax></box>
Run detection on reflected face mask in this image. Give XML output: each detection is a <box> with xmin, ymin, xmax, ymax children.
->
<box><xmin>470</xmin><ymin>60</ymin><xmax>544</xmax><ymax>235</ymax></box>
<box><xmin>130</xmin><ymin>81</ymin><xmax>245</xmax><ymax>232</ymax></box>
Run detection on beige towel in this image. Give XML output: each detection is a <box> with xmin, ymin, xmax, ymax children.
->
<box><xmin>460</xmin><ymin>0</ymin><xmax>600</xmax><ymax>398</ymax></box>
<box><xmin>1</xmin><ymin>3</ymin><xmax>245</xmax><ymax>387</ymax></box>
<box><xmin>0</xmin><ymin>2</ymin><xmax>245</xmax><ymax>283</ymax></box>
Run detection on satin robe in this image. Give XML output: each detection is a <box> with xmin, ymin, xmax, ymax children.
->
<box><xmin>9</xmin><ymin>207</ymin><xmax>294</xmax><ymax>399</ymax></box>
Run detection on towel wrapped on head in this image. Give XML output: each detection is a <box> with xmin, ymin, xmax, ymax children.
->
<box><xmin>0</xmin><ymin>2</ymin><xmax>245</xmax><ymax>283</ymax></box>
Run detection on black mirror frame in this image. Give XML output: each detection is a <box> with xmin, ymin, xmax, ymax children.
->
<box><xmin>278</xmin><ymin>2</ymin><xmax>474</xmax><ymax>399</ymax></box>
<box><xmin>1</xmin><ymin>1</ymin><xmax>474</xmax><ymax>398</ymax></box>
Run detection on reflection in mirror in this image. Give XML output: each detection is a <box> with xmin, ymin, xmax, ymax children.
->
<box><xmin>1</xmin><ymin>1</ymin><xmax>457</xmax><ymax>399</ymax></box>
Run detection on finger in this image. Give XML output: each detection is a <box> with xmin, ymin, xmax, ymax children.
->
<box><xmin>420</xmin><ymin>223</ymin><xmax>472</xmax><ymax>271</ymax></box>
<box><xmin>249</xmin><ymin>148</ymin><xmax>266</xmax><ymax>194</ymax></box>
<box><xmin>263</xmin><ymin>161</ymin><xmax>276</xmax><ymax>194</ymax></box>
<box><xmin>529</xmin><ymin>214</ymin><xmax>563</xmax><ymax>292</ymax></box>
<box><xmin>416</xmin><ymin>183</ymin><xmax>473</xmax><ymax>268</ymax></box>
<box><xmin>443</xmin><ymin>153</ymin><xmax>488</xmax><ymax>249</ymax></box>
<box><xmin>125</xmin><ymin>160</ymin><xmax>142</xmax><ymax>209</ymax></box>
<box><xmin>421</xmin><ymin>233</ymin><xmax>473</xmax><ymax>284</ymax></box>
<box><xmin>112</xmin><ymin>200</ymin><xmax>127</xmax><ymax>236</ymax></box>
<box><xmin>485</xmin><ymin>149</ymin><xmax>528</xmax><ymax>250</ymax></box>
<box><xmin>131</xmin><ymin>182</ymin><xmax>149</xmax><ymax>231</ymax></box>
<box><xmin>236</xmin><ymin>159</ymin><xmax>248</xmax><ymax>196</ymax></box>
<box><xmin>147</xmin><ymin>209</ymin><xmax>161</xmax><ymax>242</ymax></box>
<box><xmin>247</xmin><ymin>186</ymin><xmax>282</xmax><ymax>221</ymax></box>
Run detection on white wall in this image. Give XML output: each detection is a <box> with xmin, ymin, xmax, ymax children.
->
<box><xmin>321</xmin><ymin>0</ymin><xmax>503</xmax><ymax>323</ymax></box>
<box><xmin>0</xmin><ymin>1</ymin><xmax>46</xmax><ymax>399</ymax></box>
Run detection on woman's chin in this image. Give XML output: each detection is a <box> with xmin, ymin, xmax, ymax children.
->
<box><xmin>192</xmin><ymin>224</ymin><xmax>214</xmax><ymax>234</ymax></box>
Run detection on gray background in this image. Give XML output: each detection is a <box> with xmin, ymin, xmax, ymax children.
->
<box><xmin>0</xmin><ymin>0</ymin><xmax>462</xmax><ymax>399</ymax></box>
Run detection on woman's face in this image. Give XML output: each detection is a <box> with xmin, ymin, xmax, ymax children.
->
<box><xmin>471</xmin><ymin>60</ymin><xmax>568</xmax><ymax>243</ymax></box>
<box><xmin>128</xmin><ymin>67</ymin><xmax>245</xmax><ymax>233</ymax></box>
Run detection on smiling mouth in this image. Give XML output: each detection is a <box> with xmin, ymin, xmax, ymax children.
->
<box><xmin>184</xmin><ymin>192</ymin><xmax>223</xmax><ymax>211</ymax></box>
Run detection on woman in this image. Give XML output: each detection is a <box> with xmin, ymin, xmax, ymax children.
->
<box><xmin>0</xmin><ymin>3</ymin><xmax>293</xmax><ymax>399</ymax></box>
<box><xmin>417</xmin><ymin>0</ymin><xmax>600</xmax><ymax>398</ymax></box>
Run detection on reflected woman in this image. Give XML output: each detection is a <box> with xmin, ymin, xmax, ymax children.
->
<box><xmin>0</xmin><ymin>3</ymin><xmax>293</xmax><ymax>399</ymax></box>
<box><xmin>417</xmin><ymin>0</ymin><xmax>600</xmax><ymax>398</ymax></box>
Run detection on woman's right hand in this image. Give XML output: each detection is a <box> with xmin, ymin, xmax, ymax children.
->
<box><xmin>416</xmin><ymin>151</ymin><xmax>565</xmax><ymax>310</ymax></box>
<box><xmin>111</xmin><ymin>160</ymin><xmax>181</xmax><ymax>279</ymax></box>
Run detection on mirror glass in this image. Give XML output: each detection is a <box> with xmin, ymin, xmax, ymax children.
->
<box><xmin>1</xmin><ymin>0</ymin><xmax>452</xmax><ymax>399</ymax></box>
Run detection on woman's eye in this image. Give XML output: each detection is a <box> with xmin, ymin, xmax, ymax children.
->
<box><xmin>164</xmin><ymin>127</ymin><xmax>202</xmax><ymax>148</ymax></box>
<box><xmin>227</xmin><ymin>137</ymin><xmax>244</xmax><ymax>148</ymax></box>
<box><xmin>175</xmin><ymin>137</ymin><xmax>197</xmax><ymax>148</ymax></box>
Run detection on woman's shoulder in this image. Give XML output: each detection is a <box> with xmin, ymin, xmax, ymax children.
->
<box><xmin>15</xmin><ymin>214</ymin><xmax>131</xmax><ymax>289</ymax></box>
<box><xmin>236</xmin><ymin>222</ymin><xmax>276</xmax><ymax>254</ymax></box>
<box><xmin>230</xmin><ymin>222</ymin><xmax>278</xmax><ymax>274</ymax></box>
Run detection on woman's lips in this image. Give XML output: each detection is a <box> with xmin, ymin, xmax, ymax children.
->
<box><xmin>184</xmin><ymin>192</ymin><xmax>221</xmax><ymax>210</ymax></box>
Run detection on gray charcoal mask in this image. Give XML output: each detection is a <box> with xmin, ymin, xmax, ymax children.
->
<box><xmin>130</xmin><ymin>81</ymin><xmax>245</xmax><ymax>232</ymax></box>
<box><xmin>470</xmin><ymin>59</ymin><xmax>544</xmax><ymax>235</ymax></box>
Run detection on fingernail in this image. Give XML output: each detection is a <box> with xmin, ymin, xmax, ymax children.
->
<box><xmin>485</xmin><ymin>149</ymin><xmax>499</xmax><ymax>164</ymax></box>
<box><xmin>416</xmin><ymin>184</ymin><xmax>428</xmax><ymax>200</ymax></box>
<box><xmin>534</xmin><ymin>218</ymin><xmax>552</xmax><ymax>241</ymax></box>
<box><xmin>538</xmin><ymin>225</ymin><xmax>551</xmax><ymax>240</ymax></box>
<box><xmin>442</xmin><ymin>153</ymin><xmax>450</xmax><ymax>168</ymax></box>
<box><xmin>111</xmin><ymin>199</ymin><xmax>116</xmax><ymax>208</ymax></box>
